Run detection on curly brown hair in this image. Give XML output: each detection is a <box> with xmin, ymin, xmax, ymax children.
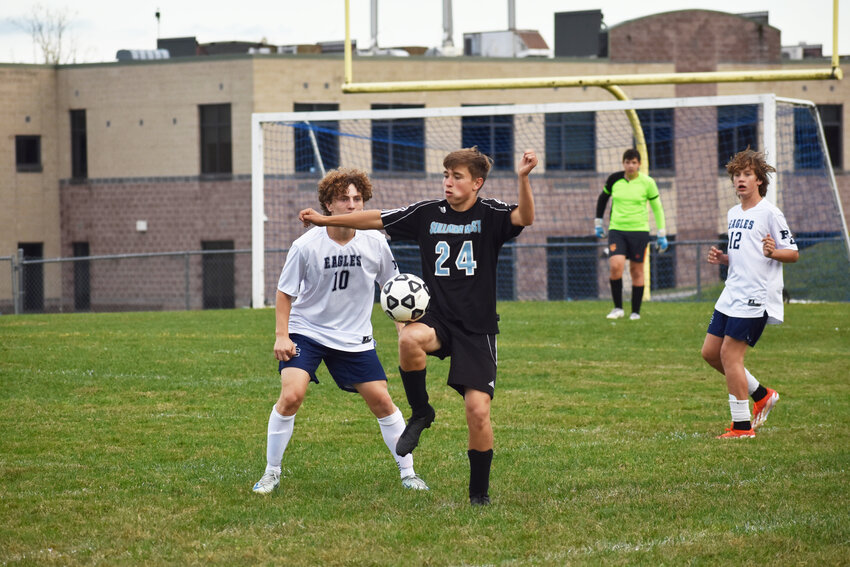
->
<box><xmin>725</xmin><ymin>148</ymin><xmax>775</xmax><ymax>197</ymax></box>
<box><xmin>316</xmin><ymin>168</ymin><xmax>373</xmax><ymax>214</ymax></box>
<box><xmin>443</xmin><ymin>147</ymin><xmax>493</xmax><ymax>185</ymax></box>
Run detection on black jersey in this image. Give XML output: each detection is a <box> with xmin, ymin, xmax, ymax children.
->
<box><xmin>381</xmin><ymin>198</ymin><xmax>523</xmax><ymax>334</ymax></box>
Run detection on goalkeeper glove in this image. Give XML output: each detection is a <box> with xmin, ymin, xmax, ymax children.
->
<box><xmin>656</xmin><ymin>230</ymin><xmax>668</xmax><ymax>253</ymax></box>
<box><xmin>594</xmin><ymin>218</ymin><xmax>605</xmax><ymax>239</ymax></box>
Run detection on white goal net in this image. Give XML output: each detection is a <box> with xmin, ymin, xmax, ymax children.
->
<box><xmin>252</xmin><ymin>94</ymin><xmax>849</xmax><ymax>307</ymax></box>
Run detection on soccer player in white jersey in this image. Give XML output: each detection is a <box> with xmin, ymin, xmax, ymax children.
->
<box><xmin>299</xmin><ymin>148</ymin><xmax>538</xmax><ymax>505</ymax></box>
<box><xmin>701</xmin><ymin>149</ymin><xmax>799</xmax><ymax>438</ymax></box>
<box><xmin>252</xmin><ymin>168</ymin><xmax>428</xmax><ymax>494</ymax></box>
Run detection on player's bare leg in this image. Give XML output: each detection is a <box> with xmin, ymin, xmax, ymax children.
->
<box><xmin>720</xmin><ymin>337</ymin><xmax>749</xmax><ymax>401</ymax></box>
<box><xmin>465</xmin><ymin>389</ymin><xmax>493</xmax><ymax>505</ymax></box>
<box><xmin>717</xmin><ymin>336</ymin><xmax>755</xmax><ymax>438</ymax></box>
<box><xmin>254</xmin><ymin>368</ymin><xmax>309</xmax><ymax>494</ymax></box>
<box><xmin>395</xmin><ymin>323</ymin><xmax>440</xmax><ymax>456</ymax></box>
<box><xmin>609</xmin><ymin>254</ymin><xmax>626</xmax><ymax>280</ymax></box>
<box><xmin>701</xmin><ymin>333</ymin><xmax>725</xmax><ymax>374</ymax></box>
<box><xmin>355</xmin><ymin>379</ymin><xmax>396</xmax><ymax>419</ymax></box>
<box><xmin>356</xmin><ymin>380</ymin><xmax>429</xmax><ymax>490</ymax></box>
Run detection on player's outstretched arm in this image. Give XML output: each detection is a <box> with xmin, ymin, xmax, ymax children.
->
<box><xmin>511</xmin><ymin>149</ymin><xmax>538</xmax><ymax>227</ymax></box>
<box><xmin>298</xmin><ymin>208</ymin><xmax>385</xmax><ymax>230</ymax></box>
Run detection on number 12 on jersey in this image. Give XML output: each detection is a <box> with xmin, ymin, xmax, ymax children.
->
<box><xmin>434</xmin><ymin>240</ymin><xmax>477</xmax><ymax>276</ymax></box>
<box><xmin>729</xmin><ymin>232</ymin><xmax>742</xmax><ymax>249</ymax></box>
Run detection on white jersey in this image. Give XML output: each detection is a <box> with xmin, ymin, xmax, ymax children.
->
<box><xmin>715</xmin><ymin>199</ymin><xmax>797</xmax><ymax>324</ymax></box>
<box><xmin>277</xmin><ymin>227</ymin><xmax>399</xmax><ymax>351</ymax></box>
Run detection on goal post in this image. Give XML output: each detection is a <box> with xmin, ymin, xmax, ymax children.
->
<box><xmin>251</xmin><ymin>94</ymin><xmax>850</xmax><ymax>308</ymax></box>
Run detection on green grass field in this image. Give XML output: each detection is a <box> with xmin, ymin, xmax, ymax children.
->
<box><xmin>1</xmin><ymin>302</ymin><xmax>848</xmax><ymax>566</ymax></box>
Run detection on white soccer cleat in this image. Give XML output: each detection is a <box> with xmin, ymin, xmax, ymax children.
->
<box><xmin>401</xmin><ymin>474</ymin><xmax>430</xmax><ymax>491</ymax></box>
<box><xmin>252</xmin><ymin>470</ymin><xmax>280</xmax><ymax>494</ymax></box>
<box><xmin>606</xmin><ymin>308</ymin><xmax>625</xmax><ymax>319</ymax></box>
<box><xmin>629</xmin><ymin>312</ymin><xmax>641</xmax><ymax>320</ymax></box>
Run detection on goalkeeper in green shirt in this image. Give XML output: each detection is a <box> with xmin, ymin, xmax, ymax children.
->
<box><xmin>594</xmin><ymin>149</ymin><xmax>668</xmax><ymax>320</ymax></box>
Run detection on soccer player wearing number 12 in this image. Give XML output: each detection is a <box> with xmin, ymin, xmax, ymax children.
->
<box><xmin>299</xmin><ymin>147</ymin><xmax>538</xmax><ymax>505</ymax></box>
<box><xmin>252</xmin><ymin>168</ymin><xmax>428</xmax><ymax>495</ymax></box>
<box><xmin>701</xmin><ymin>149</ymin><xmax>798</xmax><ymax>438</ymax></box>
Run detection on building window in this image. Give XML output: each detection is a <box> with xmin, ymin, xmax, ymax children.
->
<box><xmin>371</xmin><ymin>104</ymin><xmax>425</xmax><ymax>172</ymax></box>
<box><xmin>294</xmin><ymin>103</ymin><xmax>340</xmax><ymax>173</ymax></box>
<box><xmin>202</xmin><ymin>241</ymin><xmax>235</xmax><ymax>309</ymax></box>
<box><xmin>70</xmin><ymin>110</ymin><xmax>88</xmax><ymax>180</ymax></box>
<box><xmin>462</xmin><ymin>113</ymin><xmax>514</xmax><ymax>171</ymax></box>
<box><xmin>199</xmin><ymin>104</ymin><xmax>232</xmax><ymax>175</ymax></box>
<box><xmin>545</xmin><ymin>112</ymin><xmax>595</xmax><ymax>171</ymax></box>
<box><xmin>717</xmin><ymin>105</ymin><xmax>758</xmax><ymax>168</ymax></box>
<box><xmin>19</xmin><ymin>242</ymin><xmax>44</xmax><ymax>312</ymax></box>
<box><xmin>16</xmin><ymin>135</ymin><xmax>42</xmax><ymax>173</ymax></box>
<box><xmin>818</xmin><ymin>104</ymin><xmax>843</xmax><ymax>169</ymax></box>
<box><xmin>636</xmin><ymin>108</ymin><xmax>674</xmax><ymax>171</ymax></box>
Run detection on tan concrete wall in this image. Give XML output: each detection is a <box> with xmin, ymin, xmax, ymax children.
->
<box><xmin>56</xmin><ymin>59</ymin><xmax>255</xmax><ymax>177</ymax></box>
<box><xmin>251</xmin><ymin>56</ymin><xmax>676</xmax><ymax>115</ymax></box>
<box><xmin>0</xmin><ymin>66</ymin><xmax>62</xmax><ymax>302</ymax></box>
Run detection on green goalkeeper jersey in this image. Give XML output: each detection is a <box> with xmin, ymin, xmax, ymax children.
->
<box><xmin>598</xmin><ymin>171</ymin><xmax>666</xmax><ymax>232</ymax></box>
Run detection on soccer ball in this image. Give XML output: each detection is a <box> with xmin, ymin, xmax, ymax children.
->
<box><xmin>380</xmin><ymin>273</ymin><xmax>430</xmax><ymax>322</ymax></box>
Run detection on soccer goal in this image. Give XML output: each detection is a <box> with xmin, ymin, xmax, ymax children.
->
<box><xmin>251</xmin><ymin>94</ymin><xmax>850</xmax><ymax>308</ymax></box>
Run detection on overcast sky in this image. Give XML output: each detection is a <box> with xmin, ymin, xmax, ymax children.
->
<box><xmin>1</xmin><ymin>0</ymin><xmax>845</xmax><ymax>64</ymax></box>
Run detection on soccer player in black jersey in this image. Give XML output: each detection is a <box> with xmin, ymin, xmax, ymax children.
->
<box><xmin>299</xmin><ymin>147</ymin><xmax>538</xmax><ymax>505</ymax></box>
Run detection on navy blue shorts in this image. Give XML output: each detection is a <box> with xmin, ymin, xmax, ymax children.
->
<box><xmin>278</xmin><ymin>334</ymin><xmax>387</xmax><ymax>393</ymax></box>
<box><xmin>706</xmin><ymin>309</ymin><xmax>769</xmax><ymax>347</ymax></box>
<box><xmin>609</xmin><ymin>230</ymin><xmax>650</xmax><ymax>262</ymax></box>
<box><xmin>416</xmin><ymin>311</ymin><xmax>498</xmax><ymax>399</ymax></box>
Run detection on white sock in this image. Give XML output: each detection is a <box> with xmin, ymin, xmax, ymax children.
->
<box><xmin>266</xmin><ymin>406</ymin><xmax>295</xmax><ymax>473</ymax></box>
<box><xmin>377</xmin><ymin>407</ymin><xmax>414</xmax><ymax>478</ymax></box>
<box><xmin>728</xmin><ymin>394</ymin><xmax>751</xmax><ymax>424</ymax></box>
<box><xmin>744</xmin><ymin>368</ymin><xmax>760</xmax><ymax>396</ymax></box>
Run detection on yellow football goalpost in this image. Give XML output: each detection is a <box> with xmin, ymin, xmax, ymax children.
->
<box><xmin>338</xmin><ymin>0</ymin><xmax>842</xmax><ymax>298</ymax></box>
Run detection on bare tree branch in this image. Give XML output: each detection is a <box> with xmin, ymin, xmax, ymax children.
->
<box><xmin>12</xmin><ymin>3</ymin><xmax>78</xmax><ymax>64</ymax></box>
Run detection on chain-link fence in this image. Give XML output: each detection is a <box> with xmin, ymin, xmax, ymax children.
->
<box><xmin>1</xmin><ymin>249</ymin><xmax>253</xmax><ymax>315</ymax></box>
<box><xmin>4</xmin><ymin>236</ymin><xmax>845</xmax><ymax>315</ymax></box>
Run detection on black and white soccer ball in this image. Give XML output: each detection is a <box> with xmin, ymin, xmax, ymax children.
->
<box><xmin>380</xmin><ymin>273</ymin><xmax>430</xmax><ymax>322</ymax></box>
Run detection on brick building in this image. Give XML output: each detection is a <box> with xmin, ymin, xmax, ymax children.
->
<box><xmin>1</xmin><ymin>9</ymin><xmax>846</xmax><ymax>312</ymax></box>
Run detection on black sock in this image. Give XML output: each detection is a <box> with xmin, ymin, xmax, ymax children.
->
<box><xmin>399</xmin><ymin>367</ymin><xmax>430</xmax><ymax>417</ymax></box>
<box><xmin>752</xmin><ymin>385</ymin><xmax>768</xmax><ymax>402</ymax></box>
<box><xmin>610</xmin><ymin>279</ymin><xmax>623</xmax><ymax>309</ymax></box>
<box><xmin>631</xmin><ymin>285</ymin><xmax>644</xmax><ymax>314</ymax></box>
<box><xmin>733</xmin><ymin>420</ymin><xmax>752</xmax><ymax>431</ymax></box>
<box><xmin>468</xmin><ymin>449</ymin><xmax>493</xmax><ymax>499</ymax></box>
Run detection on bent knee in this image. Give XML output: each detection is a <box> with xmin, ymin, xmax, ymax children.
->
<box><xmin>398</xmin><ymin>324</ymin><xmax>436</xmax><ymax>354</ymax></box>
<box><xmin>369</xmin><ymin>393</ymin><xmax>397</xmax><ymax>417</ymax></box>
<box><xmin>465</xmin><ymin>401</ymin><xmax>491</xmax><ymax>427</ymax></box>
<box><xmin>277</xmin><ymin>392</ymin><xmax>305</xmax><ymax>414</ymax></box>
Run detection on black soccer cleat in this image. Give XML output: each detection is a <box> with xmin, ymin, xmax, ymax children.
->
<box><xmin>395</xmin><ymin>405</ymin><xmax>435</xmax><ymax>457</ymax></box>
<box><xmin>470</xmin><ymin>495</ymin><xmax>491</xmax><ymax>506</ymax></box>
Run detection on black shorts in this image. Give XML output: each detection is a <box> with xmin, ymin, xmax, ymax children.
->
<box><xmin>416</xmin><ymin>311</ymin><xmax>498</xmax><ymax>399</ymax></box>
<box><xmin>609</xmin><ymin>230</ymin><xmax>650</xmax><ymax>262</ymax></box>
